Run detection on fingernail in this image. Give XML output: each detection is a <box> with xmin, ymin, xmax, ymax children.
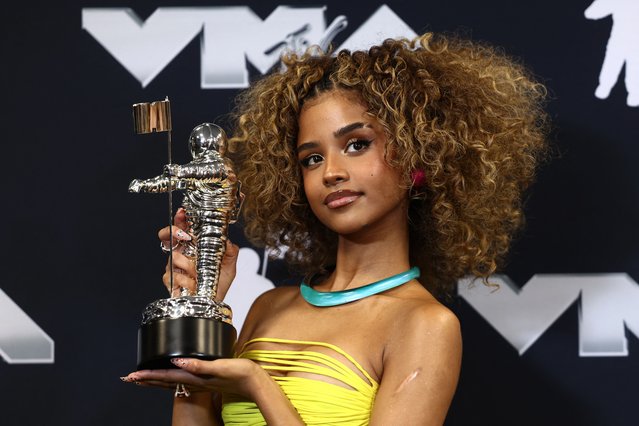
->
<box><xmin>120</xmin><ymin>375</ymin><xmax>136</xmax><ymax>382</ymax></box>
<box><xmin>171</xmin><ymin>358</ymin><xmax>187</xmax><ymax>367</ymax></box>
<box><xmin>176</xmin><ymin>230</ymin><xmax>191</xmax><ymax>241</ymax></box>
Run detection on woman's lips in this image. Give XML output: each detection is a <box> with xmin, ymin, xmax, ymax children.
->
<box><xmin>324</xmin><ymin>190</ymin><xmax>363</xmax><ymax>209</ymax></box>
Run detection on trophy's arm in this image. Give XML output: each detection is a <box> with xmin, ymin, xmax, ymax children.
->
<box><xmin>166</xmin><ymin>162</ymin><xmax>228</xmax><ymax>181</ymax></box>
<box><xmin>128</xmin><ymin>175</ymin><xmax>183</xmax><ymax>193</ymax></box>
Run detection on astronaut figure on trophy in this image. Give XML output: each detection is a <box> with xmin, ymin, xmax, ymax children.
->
<box><xmin>129</xmin><ymin>122</ymin><xmax>243</xmax><ymax>369</ymax></box>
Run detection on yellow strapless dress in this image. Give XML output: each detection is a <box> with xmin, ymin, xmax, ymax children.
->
<box><xmin>221</xmin><ymin>337</ymin><xmax>379</xmax><ymax>425</ymax></box>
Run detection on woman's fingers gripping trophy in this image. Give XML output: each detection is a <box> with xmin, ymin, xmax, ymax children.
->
<box><xmin>158</xmin><ymin>207</ymin><xmax>240</xmax><ymax>300</ymax></box>
<box><xmin>159</xmin><ymin>208</ymin><xmax>196</xmax><ymax>297</ymax></box>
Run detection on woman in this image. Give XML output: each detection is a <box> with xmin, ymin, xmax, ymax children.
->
<box><xmin>122</xmin><ymin>33</ymin><xmax>547</xmax><ymax>425</ymax></box>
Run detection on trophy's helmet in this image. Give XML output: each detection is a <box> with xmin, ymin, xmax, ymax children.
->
<box><xmin>189</xmin><ymin>123</ymin><xmax>227</xmax><ymax>159</ymax></box>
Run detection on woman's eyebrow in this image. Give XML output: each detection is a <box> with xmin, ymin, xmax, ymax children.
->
<box><xmin>333</xmin><ymin>122</ymin><xmax>369</xmax><ymax>138</ymax></box>
<box><xmin>296</xmin><ymin>141</ymin><xmax>319</xmax><ymax>154</ymax></box>
<box><xmin>297</xmin><ymin>122</ymin><xmax>372</xmax><ymax>153</ymax></box>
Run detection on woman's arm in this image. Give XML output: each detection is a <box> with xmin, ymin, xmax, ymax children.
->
<box><xmin>369</xmin><ymin>303</ymin><xmax>462</xmax><ymax>426</ymax></box>
<box><xmin>178</xmin><ymin>356</ymin><xmax>304</xmax><ymax>425</ymax></box>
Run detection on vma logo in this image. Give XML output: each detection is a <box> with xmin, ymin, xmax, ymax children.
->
<box><xmin>81</xmin><ymin>5</ymin><xmax>416</xmax><ymax>89</ymax></box>
<box><xmin>459</xmin><ymin>274</ymin><xmax>639</xmax><ymax>357</ymax></box>
<box><xmin>0</xmin><ymin>289</ymin><xmax>54</xmax><ymax>364</ymax></box>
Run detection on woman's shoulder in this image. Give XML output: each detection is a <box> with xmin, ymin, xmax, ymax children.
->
<box><xmin>406</xmin><ymin>298</ymin><xmax>459</xmax><ymax>336</ymax></box>
<box><xmin>383</xmin><ymin>283</ymin><xmax>460</xmax><ymax>346</ymax></box>
<box><xmin>253</xmin><ymin>285</ymin><xmax>299</xmax><ymax>307</ymax></box>
<box><xmin>236</xmin><ymin>285</ymin><xmax>299</xmax><ymax>344</ymax></box>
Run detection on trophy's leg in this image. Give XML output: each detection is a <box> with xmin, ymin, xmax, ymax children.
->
<box><xmin>137</xmin><ymin>317</ymin><xmax>237</xmax><ymax>370</ymax></box>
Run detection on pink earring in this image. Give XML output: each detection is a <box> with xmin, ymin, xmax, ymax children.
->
<box><xmin>411</xmin><ymin>170</ymin><xmax>427</xmax><ymax>188</ymax></box>
<box><xmin>410</xmin><ymin>170</ymin><xmax>427</xmax><ymax>200</ymax></box>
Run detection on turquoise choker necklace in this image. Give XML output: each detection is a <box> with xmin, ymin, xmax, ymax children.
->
<box><xmin>300</xmin><ymin>267</ymin><xmax>420</xmax><ymax>307</ymax></box>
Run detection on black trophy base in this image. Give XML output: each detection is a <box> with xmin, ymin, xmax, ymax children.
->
<box><xmin>137</xmin><ymin>317</ymin><xmax>236</xmax><ymax>370</ymax></box>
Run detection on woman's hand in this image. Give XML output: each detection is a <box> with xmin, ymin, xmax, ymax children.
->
<box><xmin>158</xmin><ymin>208</ymin><xmax>239</xmax><ymax>300</ymax></box>
<box><xmin>122</xmin><ymin>358</ymin><xmax>304</xmax><ymax>425</ymax></box>
<box><xmin>121</xmin><ymin>357</ymin><xmax>267</xmax><ymax>400</ymax></box>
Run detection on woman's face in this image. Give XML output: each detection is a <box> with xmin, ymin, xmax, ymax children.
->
<box><xmin>296</xmin><ymin>90</ymin><xmax>408</xmax><ymax>237</ymax></box>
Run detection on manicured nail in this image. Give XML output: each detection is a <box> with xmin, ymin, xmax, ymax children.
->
<box><xmin>176</xmin><ymin>230</ymin><xmax>192</xmax><ymax>241</ymax></box>
<box><xmin>120</xmin><ymin>375</ymin><xmax>136</xmax><ymax>383</ymax></box>
<box><xmin>171</xmin><ymin>358</ymin><xmax>187</xmax><ymax>367</ymax></box>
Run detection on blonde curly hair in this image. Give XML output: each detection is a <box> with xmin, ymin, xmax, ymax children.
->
<box><xmin>229</xmin><ymin>33</ymin><xmax>548</xmax><ymax>297</ymax></box>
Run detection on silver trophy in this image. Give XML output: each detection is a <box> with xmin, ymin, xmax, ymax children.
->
<box><xmin>129</xmin><ymin>98</ymin><xmax>242</xmax><ymax>369</ymax></box>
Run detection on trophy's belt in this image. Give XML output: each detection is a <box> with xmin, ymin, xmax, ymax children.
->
<box><xmin>142</xmin><ymin>296</ymin><xmax>233</xmax><ymax>325</ymax></box>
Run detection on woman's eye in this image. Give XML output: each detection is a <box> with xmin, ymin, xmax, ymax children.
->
<box><xmin>345</xmin><ymin>139</ymin><xmax>371</xmax><ymax>153</ymax></box>
<box><xmin>300</xmin><ymin>154</ymin><xmax>323</xmax><ymax>168</ymax></box>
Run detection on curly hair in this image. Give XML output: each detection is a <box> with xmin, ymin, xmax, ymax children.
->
<box><xmin>229</xmin><ymin>33</ymin><xmax>548</xmax><ymax>297</ymax></box>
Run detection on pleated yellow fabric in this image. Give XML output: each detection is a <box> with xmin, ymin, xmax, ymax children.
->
<box><xmin>221</xmin><ymin>337</ymin><xmax>379</xmax><ymax>425</ymax></box>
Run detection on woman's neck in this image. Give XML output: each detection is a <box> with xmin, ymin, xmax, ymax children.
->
<box><xmin>322</xmin><ymin>217</ymin><xmax>411</xmax><ymax>292</ymax></box>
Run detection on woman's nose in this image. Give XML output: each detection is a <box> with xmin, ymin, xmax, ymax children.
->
<box><xmin>323</xmin><ymin>153</ymin><xmax>349</xmax><ymax>186</ymax></box>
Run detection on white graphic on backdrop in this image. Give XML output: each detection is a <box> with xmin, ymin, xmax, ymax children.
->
<box><xmin>0</xmin><ymin>289</ymin><xmax>54</xmax><ymax>364</ymax></box>
<box><xmin>337</xmin><ymin>5</ymin><xmax>416</xmax><ymax>52</ymax></box>
<box><xmin>82</xmin><ymin>5</ymin><xmax>416</xmax><ymax>89</ymax></box>
<box><xmin>263</xmin><ymin>16</ymin><xmax>348</xmax><ymax>67</ymax></box>
<box><xmin>224</xmin><ymin>248</ymin><xmax>275</xmax><ymax>332</ymax></box>
<box><xmin>585</xmin><ymin>0</ymin><xmax>639</xmax><ymax>107</ymax></box>
<box><xmin>459</xmin><ymin>274</ymin><xmax>639</xmax><ymax>356</ymax></box>
<box><xmin>82</xmin><ymin>9</ymin><xmax>203</xmax><ymax>88</ymax></box>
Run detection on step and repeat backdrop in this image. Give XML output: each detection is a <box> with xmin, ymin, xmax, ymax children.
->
<box><xmin>1</xmin><ymin>1</ymin><xmax>638</xmax><ymax>425</ymax></box>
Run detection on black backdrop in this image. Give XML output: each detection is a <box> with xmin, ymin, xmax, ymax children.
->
<box><xmin>1</xmin><ymin>1</ymin><xmax>638</xmax><ymax>425</ymax></box>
